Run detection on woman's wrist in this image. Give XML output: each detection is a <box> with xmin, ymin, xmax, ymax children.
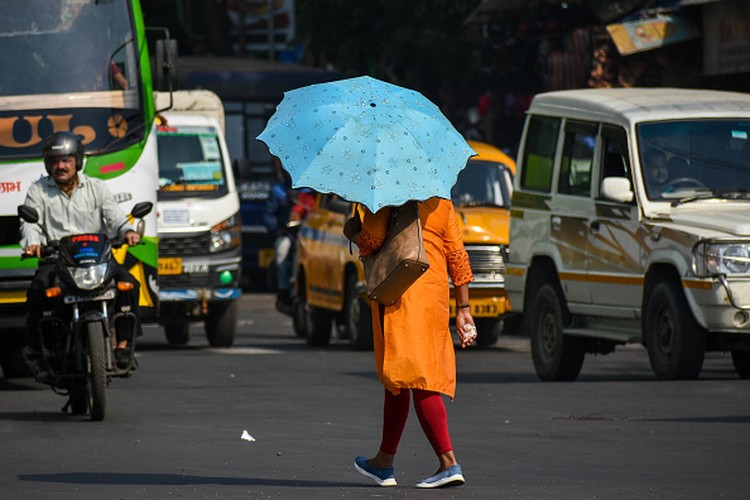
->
<box><xmin>456</xmin><ymin>303</ymin><xmax>470</xmax><ymax>310</ymax></box>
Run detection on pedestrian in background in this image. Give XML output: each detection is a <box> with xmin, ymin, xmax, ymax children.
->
<box><xmin>264</xmin><ymin>156</ymin><xmax>314</xmax><ymax>313</ymax></box>
<box><xmin>345</xmin><ymin>197</ymin><xmax>476</xmax><ymax>489</ymax></box>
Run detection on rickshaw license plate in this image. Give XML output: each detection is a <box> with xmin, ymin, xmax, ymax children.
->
<box><xmin>158</xmin><ymin>257</ymin><xmax>182</xmax><ymax>275</ymax></box>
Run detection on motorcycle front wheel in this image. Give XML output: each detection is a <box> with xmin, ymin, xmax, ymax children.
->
<box><xmin>86</xmin><ymin>322</ymin><xmax>107</xmax><ymax>421</ymax></box>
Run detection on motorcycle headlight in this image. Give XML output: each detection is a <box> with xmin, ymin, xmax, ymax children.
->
<box><xmin>210</xmin><ymin>213</ymin><xmax>241</xmax><ymax>253</ymax></box>
<box><xmin>694</xmin><ymin>242</ymin><xmax>750</xmax><ymax>276</ymax></box>
<box><xmin>68</xmin><ymin>263</ymin><xmax>109</xmax><ymax>290</ymax></box>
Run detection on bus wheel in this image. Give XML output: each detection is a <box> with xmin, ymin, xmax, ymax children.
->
<box><xmin>205</xmin><ymin>301</ymin><xmax>238</xmax><ymax>348</ymax></box>
<box><xmin>645</xmin><ymin>282</ymin><xmax>705</xmax><ymax>380</ymax></box>
<box><xmin>0</xmin><ymin>333</ymin><xmax>31</xmax><ymax>378</ymax></box>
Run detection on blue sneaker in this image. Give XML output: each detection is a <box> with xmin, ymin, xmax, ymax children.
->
<box><xmin>415</xmin><ymin>464</ymin><xmax>465</xmax><ymax>489</ymax></box>
<box><xmin>354</xmin><ymin>456</ymin><xmax>397</xmax><ymax>486</ymax></box>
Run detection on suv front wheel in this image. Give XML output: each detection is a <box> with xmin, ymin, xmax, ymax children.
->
<box><xmin>529</xmin><ymin>283</ymin><xmax>585</xmax><ymax>381</ymax></box>
<box><xmin>645</xmin><ymin>281</ymin><xmax>706</xmax><ymax>380</ymax></box>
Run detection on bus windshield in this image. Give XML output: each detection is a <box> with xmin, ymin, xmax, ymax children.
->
<box><xmin>0</xmin><ymin>0</ymin><xmax>143</xmax><ymax>159</ymax></box>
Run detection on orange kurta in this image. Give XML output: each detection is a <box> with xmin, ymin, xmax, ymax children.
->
<box><xmin>357</xmin><ymin>198</ymin><xmax>473</xmax><ymax>399</ymax></box>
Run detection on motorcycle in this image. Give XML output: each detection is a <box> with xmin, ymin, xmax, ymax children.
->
<box><xmin>18</xmin><ymin>202</ymin><xmax>152</xmax><ymax>421</ymax></box>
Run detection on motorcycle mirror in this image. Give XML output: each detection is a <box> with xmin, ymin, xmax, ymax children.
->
<box><xmin>18</xmin><ymin>205</ymin><xmax>39</xmax><ymax>224</ymax></box>
<box><xmin>130</xmin><ymin>201</ymin><xmax>153</xmax><ymax>219</ymax></box>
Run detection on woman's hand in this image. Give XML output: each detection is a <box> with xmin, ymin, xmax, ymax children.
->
<box><xmin>456</xmin><ymin>308</ymin><xmax>476</xmax><ymax>349</ymax></box>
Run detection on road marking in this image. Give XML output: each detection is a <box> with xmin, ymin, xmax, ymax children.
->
<box><xmin>209</xmin><ymin>347</ymin><xmax>281</xmax><ymax>355</ymax></box>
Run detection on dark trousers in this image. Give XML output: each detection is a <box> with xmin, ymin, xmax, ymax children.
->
<box><xmin>26</xmin><ymin>264</ymin><xmax>140</xmax><ymax>349</ymax></box>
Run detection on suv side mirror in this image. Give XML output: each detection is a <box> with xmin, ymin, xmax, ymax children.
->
<box><xmin>601</xmin><ymin>177</ymin><xmax>634</xmax><ymax>203</ymax></box>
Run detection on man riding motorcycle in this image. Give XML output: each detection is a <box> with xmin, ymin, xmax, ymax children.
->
<box><xmin>20</xmin><ymin>131</ymin><xmax>142</xmax><ymax>376</ymax></box>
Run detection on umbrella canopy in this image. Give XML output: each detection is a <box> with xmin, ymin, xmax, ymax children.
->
<box><xmin>256</xmin><ymin>75</ymin><xmax>475</xmax><ymax>212</ymax></box>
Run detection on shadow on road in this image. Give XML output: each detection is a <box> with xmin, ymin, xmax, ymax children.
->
<box><xmin>19</xmin><ymin>471</ymin><xmax>361</xmax><ymax>488</ymax></box>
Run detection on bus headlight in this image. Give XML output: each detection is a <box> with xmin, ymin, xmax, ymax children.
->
<box><xmin>694</xmin><ymin>242</ymin><xmax>750</xmax><ymax>276</ymax></box>
<box><xmin>210</xmin><ymin>213</ymin><xmax>241</xmax><ymax>253</ymax></box>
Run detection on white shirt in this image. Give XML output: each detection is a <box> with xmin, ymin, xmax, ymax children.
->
<box><xmin>20</xmin><ymin>173</ymin><xmax>133</xmax><ymax>247</ymax></box>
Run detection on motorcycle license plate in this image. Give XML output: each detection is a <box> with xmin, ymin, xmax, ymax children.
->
<box><xmin>158</xmin><ymin>257</ymin><xmax>182</xmax><ymax>275</ymax></box>
<box><xmin>63</xmin><ymin>289</ymin><xmax>116</xmax><ymax>304</ymax></box>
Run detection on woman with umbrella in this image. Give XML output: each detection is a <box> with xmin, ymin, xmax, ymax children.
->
<box><xmin>257</xmin><ymin>76</ymin><xmax>478</xmax><ymax>489</ymax></box>
<box><xmin>346</xmin><ymin>198</ymin><xmax>476</xmax><ymax>489</ymax></box>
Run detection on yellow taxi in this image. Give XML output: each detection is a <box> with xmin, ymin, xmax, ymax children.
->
<box><xmin>292</xmin><ymin>140</ymin><xmax>515</xmax><ymax>349</ymax></box>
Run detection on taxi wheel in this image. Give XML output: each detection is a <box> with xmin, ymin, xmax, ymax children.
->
<box><xmin>305</xmin><ymin>304</ymin><xmax>332</xmax><ymax>347</ymax></box>
<box><xmin>474</xmin><ymin>319</ymin><xmax>500</xmax><ymax>348</ymax></box>
<box><xmin>292</xmin><ymin>272</ymin><xmax>307</xmax><ymax>338</ymax></box>
<box><xmin>345</xmin><ymin>274</ymin><xmax>372</xmax><ymax>350</ymax></box>
<box><xmin>292</xmin><ymin>296</ymin><xmax>307</xmax><ymax>338</ymax></box>
<box><xmin>529</xmin><ymin>283</ymin><xmax>585</xmax><ymax>381</ymax></box>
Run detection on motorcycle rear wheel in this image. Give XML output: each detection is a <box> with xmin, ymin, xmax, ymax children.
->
<box><xmin>86</xmin><ymin>322</ymin><xmax>107</xmax><ymax>421</ymax></box>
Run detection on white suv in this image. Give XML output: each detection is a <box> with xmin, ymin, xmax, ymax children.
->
<box><xmin>506</xmin><ymin>88</ymin><xmax>750</xmax><ymax>381</ymax></box>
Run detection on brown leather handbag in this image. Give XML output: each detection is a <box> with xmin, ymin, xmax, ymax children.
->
<box><xmin>361</xmin><ymin>201</ymin><xmax>430</xmax><ymax>306</ymax></box>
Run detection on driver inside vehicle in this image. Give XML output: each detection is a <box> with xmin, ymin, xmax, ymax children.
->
<box><xmin>643</xmin><ymin>148</ymin><xmax>669</xmax><ymax>198</ymax></box>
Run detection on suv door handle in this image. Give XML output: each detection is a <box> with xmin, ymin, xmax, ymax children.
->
<box><xmin>551</xmin><ymin>215</ymin><xmax>561</xmax><ymax>231</ymax></box>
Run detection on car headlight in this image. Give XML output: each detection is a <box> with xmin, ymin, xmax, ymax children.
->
<box><xmin>694</xmin><ymin>242</ymin><xmax>750</xmax><ymax>276</ymax></box>
<box><xmin>210</xmin><ymin>213</ymin><xmax>241</xmax><ymax>253</ymax></box>
<box><xmin>68</xmin><ymin>263</ymin><xmax>109</xmax><ymax>290</ymax></box>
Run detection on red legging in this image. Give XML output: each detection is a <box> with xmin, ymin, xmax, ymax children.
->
<box><xmin>379</xmin><ymin>388</ymin><xmax>453</xmax><ymax>456</ymax></box>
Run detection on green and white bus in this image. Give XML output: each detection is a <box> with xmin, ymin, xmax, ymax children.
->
<box><xmin>0</xmin><ymin>0</ymin><xmax>164</xmax><ymax>375</ymax></box>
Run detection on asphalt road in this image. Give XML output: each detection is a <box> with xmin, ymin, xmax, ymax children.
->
<box><xmin>1</xmin><ymin>293</ymin><xmax>749</xmax><ymax>499</ymax></box>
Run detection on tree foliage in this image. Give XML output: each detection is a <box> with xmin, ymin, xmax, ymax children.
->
<box><xmin>296</xmin><ymin>0</ymin><xmax>480</xmax><ymax>105</ymax></box>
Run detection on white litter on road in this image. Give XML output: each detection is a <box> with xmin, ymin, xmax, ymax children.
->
<box><xmin>241</xmin><ymin>430</ymin><xmax>255</xmax><ymax>442</ymax></box>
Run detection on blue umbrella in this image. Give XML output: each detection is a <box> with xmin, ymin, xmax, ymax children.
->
<box><xmin>256</xmin><ymin>75</ymin><xmax>475</xmax><ymax>212</ymax></box>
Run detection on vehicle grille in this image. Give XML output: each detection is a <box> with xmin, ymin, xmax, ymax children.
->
<box><xmin>160</xmin><ymin>233</ymin><xmax>211</xmax><ymax>257</ymax></box>
<box><xmin>159</xmin><ymin>272</ymin><xmax>213</xmax><ymax>288</ymax></box>
<box><xmin>465</xmin><ymin>245</ymin><xmax>505</xmax><ymax>274</ymax></box>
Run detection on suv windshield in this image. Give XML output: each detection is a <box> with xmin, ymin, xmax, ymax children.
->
<box><xmin>157</xmin><ymin>126</ymin><xmax>229</xmax><ymax>199</ymax></box>
<box><xmin>451</xmin><ymin>159</ymin><xmax>512</xmax><ymax>208</ymax></box>
<box><xmin>638</xmin><ymin>120</ymin><xmax>750</xmax><ymax>202</ymax></box>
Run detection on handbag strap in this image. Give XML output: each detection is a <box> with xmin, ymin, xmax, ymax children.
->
<box><xmin>413</xmin><ymin>202</ymin><xmax>425</xmax><ymax>260</ymax></box>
